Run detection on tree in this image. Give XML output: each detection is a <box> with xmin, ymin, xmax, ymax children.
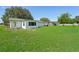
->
<box><xmin>2</xmin><ymin>6</ymin><xmax>34</xmax><ymax>26</ymax></box>
<box><xmin>58</xmin><ymin>13</ymin><xmax>71</xmax><ymax>24</ymax></box>
<box><xmin>71</xmin><ymin>18</ymin><xmax>76</xmax><ymax>24</ymax></box>
<box><xmin>40</xmin><ymin>17</ymin><xmax>50</xmax><ymax>22</ymax></box>
<box><xmin>75</xmin><ymin>16</ymin><xmax>79</xmax><ymax>25</ymax></box>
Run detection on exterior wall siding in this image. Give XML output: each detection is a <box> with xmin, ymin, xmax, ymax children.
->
<box><xmin>16</xmin><ymin>21</ymin><xmax>22</xmax><ymax>28</ymax></box>
<box><xmin>10</xmin><ymin>21</ymin><xmax>14</xmax><ymax>28</ymax></box>
<box><xmin>10</xmin><ymin>21</ymin><xmax>22</xmax><ymax>28</ymax></box>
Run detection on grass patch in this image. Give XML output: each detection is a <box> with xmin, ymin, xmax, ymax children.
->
<box><xmin>0</xmin><ymin>26</ymin><xmax>79</xmax><ymax>51</ymax></box>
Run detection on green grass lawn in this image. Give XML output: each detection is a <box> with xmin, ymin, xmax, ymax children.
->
<box><xmin>0</xmin><ymin>25</ymin><xmax>79</xmax><ymax>52</ymax></box>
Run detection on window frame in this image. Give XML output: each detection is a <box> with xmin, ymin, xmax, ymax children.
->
<box><xmin>29</xmin><ymin>22</ymin><xmax>36</xmax><ymax>26</ymax></box>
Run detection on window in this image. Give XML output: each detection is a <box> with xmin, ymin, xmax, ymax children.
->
<box><xmin>29</xmin><ymin>22</ymin><xmax>36</xmax><ymax>26</ymax></box>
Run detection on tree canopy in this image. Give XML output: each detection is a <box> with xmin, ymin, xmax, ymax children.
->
<box><xmin>2</xmin><ymin>6</ymin><xmax>34</xmax><ymax>26</ymax></box>
<box><xmin>40</xmin><ymin>17</ymin><xmax>50</xmax><ymax>22</ymax></box>
<box><xmin>58</xmin><ymin>13</ymin><xmax>72</xmax><ymax>24</ymax></box>
<box><xmin>75</xmin><ymin>16</ymin><xmax>79</xmax><ymax>23</ymax></box>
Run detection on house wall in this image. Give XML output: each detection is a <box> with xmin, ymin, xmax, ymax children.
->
<box><xmin>49</xmin><ymin>23</ymin><xmax>54</xmax><ymax>26</ymax></box>
<box><xmin>10</xmin><ymin>21</ymin><xmax>14</xmax><ymax>28</ymax></box>
<box><xmin>10</xmin><ymin>20</ymin><xmax>40</xmax><ymax>29</ymax></box>
<box><xmin>16</xmin><ymin>21</ymin><xmax>22</xmax><ymax>28</ymax></box>
<box><xmin>10</xmin><ymin>21</ymin><xmax>22</xmax><ymax>28</ymax></box>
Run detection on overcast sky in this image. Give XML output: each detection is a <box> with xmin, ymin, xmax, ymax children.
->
<box><xmin>0</xmin><ymin>6</ymin><xmax>79</xmax><ymax>23</ymax></box>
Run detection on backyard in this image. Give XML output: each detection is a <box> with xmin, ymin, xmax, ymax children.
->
<box><xmin>0</xmin><ymin>25</ymin><xmax>79</xmax><ymax>52</ymax></box>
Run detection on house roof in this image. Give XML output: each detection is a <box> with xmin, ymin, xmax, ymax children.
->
<box><xmin>9</xmin><ymin>18</ymin><xmax>31</xmax><ymax>21</ymax></box>
<box><xmin>9</xmin><ymin>18</ymin><xmax>58</xmax><ymax>23</ymax></box>
<box><xmin>9</xmin><ymin>18</ymin><xmax>40</xmax><ymax>22</ymax></box>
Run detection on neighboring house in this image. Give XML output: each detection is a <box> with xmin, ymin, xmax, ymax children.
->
<box><xmin>40</xmin><ymin>21</ymin><xmax>58</xmax><ymax>26</ymax></box>
<box><xmin>50</xmin><ymin>21</ymin><xmax>58</xmax><ymax>26</ymax></box>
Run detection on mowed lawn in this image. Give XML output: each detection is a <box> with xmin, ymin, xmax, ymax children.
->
<box><xmin>0</xmin><ymin>25</ymin><xmax>79</xmax><ymax>52</ymax></box>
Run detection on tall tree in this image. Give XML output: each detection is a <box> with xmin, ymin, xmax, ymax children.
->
<box><xmin>2</xmin><ymin>6</ymin><xmax>34</xmax><ymax>26</ymax></box>
<box><xmin>58</xmin><ymin>13</ymin><xmax>71</xmax><ymax>24</ymax></box>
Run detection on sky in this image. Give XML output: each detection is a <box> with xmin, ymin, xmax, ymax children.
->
<box><xmin>0</xmin><ymin>6</ymin><xmax>79</xmax><ymax>23</ymax></box>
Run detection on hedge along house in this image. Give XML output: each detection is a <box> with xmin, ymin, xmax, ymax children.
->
<box><xmin>9</xmin><ymin>18</ymin><xmax>44</xmax><ymax>29</ymax></box>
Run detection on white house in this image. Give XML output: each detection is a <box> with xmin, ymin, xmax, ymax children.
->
<box><xmin>9</xmin><ymin>18</ymin><xmax>44</xmax><ymax>29</ymax></box>
<box><xmin>9</xmin><ymin>18</ymin><xmax>58</xmax><ymax>29</ymax></box>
